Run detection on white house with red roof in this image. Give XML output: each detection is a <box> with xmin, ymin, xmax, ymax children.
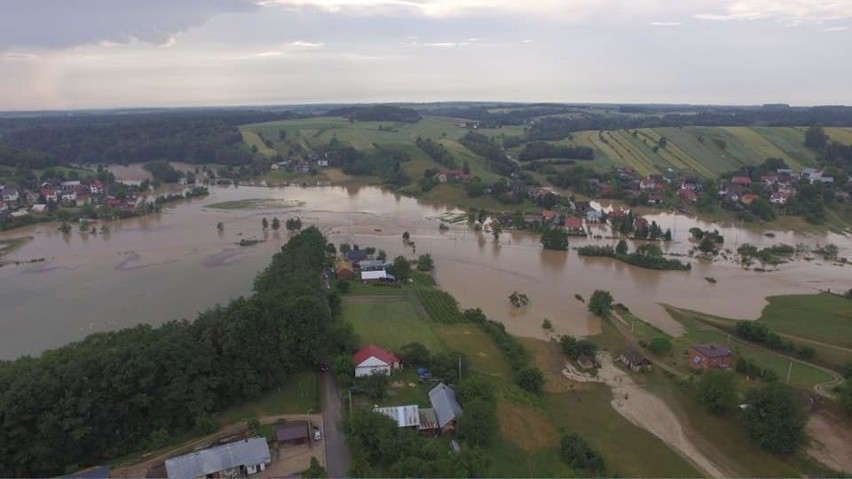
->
<box><xmin>353</xmin><ymin>344</ymin><xmax>401</xmax><ymax>377</ymax></box>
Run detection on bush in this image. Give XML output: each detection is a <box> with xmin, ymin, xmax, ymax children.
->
<box><xmin>516</xmin><ymin>367</ymin><xmax>545</xmax><ymax>394</ymax></box>
<box><xmin>559</xmin><ymin>433</ymin><xmax>606</xmax><ymax>475</ymax></box>
<box><xmin>696</xmin><ymin>370</ymin><xmax>738</xmax><ymax>415</ymax></box>
<box><xmin>742</xmin><ymin>383</ymin><xmax>805</xmax><ymax>454</ymax></box>
<box><xmin>336</xmin><ymin>278</ymin><xmax>350</xmax><ymax>293</ymax></box>
<box><xmin>588</xmin><ymin>290</ymin><xmax>613</xmax><ymax>316</ymax></box>
<box><xmin>648</xmin><ymin>337</ymin><xmax>672</xmax><ymax>356</ymax></box>
<box><xmin>559</xmin><ymin>335</ymin><xmax>597</xmax><ymax>360</ymax></box>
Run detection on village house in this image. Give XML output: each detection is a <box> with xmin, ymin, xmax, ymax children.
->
<box><xmin>647</xmin><ymin>194</ymin><xmax>664</xmax><ymax>205</ymax></box>
<box><xmin>61</xmin><ymin>465</ymin><xmax>111</xmax><ymax>478</ymax></box>
<box><xmin>358</xmin><ymin>260</ymin><xmax>386</xmax><ymax>272</ymax></box>
<box><xmin>564</xmin><ymin>216</ymin><xmax>584</xmax><ymax>234</ymax></box>
<box><xmin>731</xmin><ymin>176</ymin><xmax>752</xmax><ymax>187</ymax></box>
<box><xmin>42</xmin><ymin>187</ymin><xmax>58</xmax><ymax>202</ymax></box>
<box><xmin>639</xmin><ymin>177</ymin><xmax>657</xmax><ymax>191</ymax></box>
<box><xmin>164</xmin><ymin>437</ymin><xmax>271</xmax><ymax>479</ymax></box>
<box><xmin>435</xmin><ymin>169</ymin><xmax>474</xmax><ymax>183</ymax></box>
<box><xmin>89</xmin><ymin>180</ymin><xmax>105</xmax><ymax>194</ymax></box>
<box><xmin>617</xmin><ymin>349</ymin><xmax>652</xmax><ymax>372</ymax></box>
<box><xmin>541</xmin><ymin>210</ymin><xmax>557</xmax><ymax>223</ymax></box>
<box><xmin>677</xmin><ymin>188</ymin><xmax>698</xmax><ymax>202</ymax></box>
<box><xmin>585</xmin><ymin>209</ymin><xmax>603</xmax><ymax>223</ymax></box>
<box><xmin>60</xmin><ymin>180</ymin><xmax>81</xmax><ymax>191</ymax></box>
<box><xmin>836</xmin><ymin>191</ymin><xmax>850</xmax><ymax>203</ymax></box>
<box><xmin>61</xmin><ymin>190</ymin><xmax>78</xmax><ymax>204</ymax></box>
<box><xmin>800</xmin><ymin>168</ymin><xmax>821</xmax><ymax>180</ymax></box>
<box><xmin>353</xmin><ymin>344</ymin><xmax>401</xmax><ymax>377</ymax></box>
<box><xmin>573</xmin><ymin>201</ymin><xmax>592</xmax><ymax>213</ymax></box>
<box><xmin>334</xmin><ymin>260</ymin><xmax>355</xmax><ymax>280</ymax></box>
<box><xmin>680</xmin><ymin>178</ymin><xmax>702</xmax><ymax>191</ymax></box>
<box><xmin>688</xmin><ymin>344</ymin><xmax>733</xmax><ymax>370</ymax></box>
<box><xmin>740</xmin><ymin>193</ymin><xmax>760</xmax><ymax>206</ymax></box>
<box><xmin>345</xmin><ymin>249</ymin><xmax>369</xmax><ymax>265</ymax></box>
<box><xmin>30</xmin><ymin>204</ymin><xmax>48</xmax><ymax>214</ymax></box>
<box><xmin>770</xmin><ymin>192</ymin><xmax>790</xmax><ymax>205</ymax></box>
<box><xmin>1</xmin><ymin>188</ymin><xmax>19</xmax><ymax>202</ymax></box>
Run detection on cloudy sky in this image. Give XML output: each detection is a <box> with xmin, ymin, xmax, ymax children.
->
<box><xmin>1</xmin><ymin>0</ymin><xmax>851</xmax><ymax>110</ymax></box>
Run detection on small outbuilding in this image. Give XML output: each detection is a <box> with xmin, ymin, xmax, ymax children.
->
<box><xmin>428</xmin><ymin>383</ymin><xmax>463</xmax><ymax>432</ymax></box>
<box><xmin>374</xmin><ymin>405</ymin><xmax>421</xmax><ymax>428</ymax></box>
<box><xmin>275</xmin><ymin>421</ymin><xmax>309</xmax><ymax>446</ymax></box>
<box><xmin>334</xmin><ymin>260</ymin><xmax>355</xmax><ymax>280</ymax></box>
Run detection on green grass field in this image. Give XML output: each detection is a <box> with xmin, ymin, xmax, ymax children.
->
<box><xmin>825</xmin><ymin>127</ymin><xmax>852</xmax><ymax>145</ymax></box>
<box><xmin>758</xmin><ymin>294</ymin><xmax>852</xmax><ymax>349</ymax></box>
<box><xmin>218</xmin><ymin>372</ymin><xmax>319</xmax><ymax>423</ymax></box>
<box><xmin>204</xmin><ymin>198</ymin><xmax>306</xmax><ymax>210</ymax></box>
<box><xmin>341</xmin><ymin>297</ymin><xmax>445</xmax><ymax>352</ymax></box>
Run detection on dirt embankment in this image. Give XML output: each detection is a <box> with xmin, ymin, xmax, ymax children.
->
<box><xmin>805</xmin><ymin>410</ymin><xmax>852</xmax><ymax>473</ymax></box>
<box><xmin>562</xmin><ymin>353</ymin><xmax>732</xmax><ymax>478</ymax></box>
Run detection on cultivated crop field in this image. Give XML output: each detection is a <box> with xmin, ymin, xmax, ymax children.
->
<box><xmin>566</xmin><ymin>126</ymin><xmax>818</xmax><ymax>179</ymax></box>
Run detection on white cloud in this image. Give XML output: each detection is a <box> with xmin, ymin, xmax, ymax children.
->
<box><xmin>823</xmin><ymin>26</ymin><xmax>849</xmax><ymax>32</ymax></box>
<box><xmin>650</xmin><ymin>21</ymin><xmax>681</xmax><ymax>27</ymax></box>
<box><xmin>0</xmin><ymin>52</ymin><xmax>39</xmax><ymax>61</ymax></box>
<box><xmin>522</xmin><ymin>39</ymin><xmax>535</xmax><ymax>43</ymax></box>
<box><xmin>254</xmin><ymin>50</ymin><xmax>284</xmax><ymax>57</ymax></box>
<box><xmin>288</xmin><ymin>40</ymin><xmax>324</xmax><ymax>47</ymax></box>
<box><xmin>695</xmin><ymin>0</ymin><xmax>852</xmax><ymax>24</ymax></box>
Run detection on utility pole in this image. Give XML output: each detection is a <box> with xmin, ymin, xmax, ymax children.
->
<box><xmin>458</xmin><ymin>356</ymin><xmax>462</xmax><ymax>382</ymax></box>
<box><xmin>786</xmin><ymin>361</ymin><xmax>793</xmax><ymax>384</ymax></box>
<box><xmin>348</xmin><ymin>389</ymin><xmax>352</xmax><ymax>414</ymax></box>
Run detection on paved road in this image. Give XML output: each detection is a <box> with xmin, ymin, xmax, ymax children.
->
<box><xmin>320</xmin><ymin>371</ymin><xmax>349</xmax><ymax>478</ymax></box>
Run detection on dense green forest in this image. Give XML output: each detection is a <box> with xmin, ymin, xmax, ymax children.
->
<box><xmin>458</xmin><ymin>131</ymin><xmax>518</xmax><ymax>176</ymax></box>
<box><xmin>415</xmin><ymin>137</ymin><xmax>457</xmax><ymax>168</ymax></box>
<box><xmin>327</xmin><ymin>105</ymin><xmax>421</xmax><ymax>123</ymax></box>
<box><xmin>517</xmin><ymin>141</ymin><xmax>594</xmax><ymax>161</ymax></box>
<box><xmin>0</xmin><ymin>228</ymin><xmax>352</xmax><ymax>477</ymax></box>
<box><xmin>325</xmin><ymin>142</ymin><xmax>412</xmax><ymax>188</ymax></box>
<box><xmin>0</xmin><ymin>111</ymin><xmax>292</xmax><ymax>167</ymax></box>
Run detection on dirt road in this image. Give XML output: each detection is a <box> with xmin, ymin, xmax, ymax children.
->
<box><xmin>562</xmin><ymin>354</ymin><xmax>733</xmax><ymax>478</ymax></box>
<box><xmin>805</xmin><ymin>410</ymin><xmax>852</xmax><ymax>473</ymax></box>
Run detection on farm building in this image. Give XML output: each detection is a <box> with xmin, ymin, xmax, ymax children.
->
<box><xmin>353</xmin><ymin>344</ymin><xmax>401</xmax><ymax>377</ymax></box>
<box><xmin>346</xmin><ymin>249</ymin><xmax>369</xmax><ymax>264</ymax></box>
<box><xmin>275</xmin><ymin>421</ymin><xmax>309</xmax><ymax>446</ymax></box>
<box><xmin>617</xmin><ymin>349</ymin><xmax>652</xmax><ymax>372</ymax></box>
<box><xmin>429</xmin><ymin>383</ymin><xmax>463</xmax><ymax>432</ymax></box>
<box><xmin>165</xmin><ymin>437</ymin><xmax>270</xmax><ymax>479</ymax></box>
<box><xmin>564</xmin><ymin>216</ymin><xmax>584</xmax><ymax>233</ymax></box>
<box><xmin>361</xmin><ymin>270</ymin><xmax>392</xmax><ymax>282</ymax></box>
<box><xmin>375</xmin><ymin>405</ymin><xmax>421</xmax><ymax>428</ymax></box>
<box><xmin>334</xmin><ymin>260</ymin><xmax>355</xmax><ymax>280</ymax></box>
<box><xmin>688</xmin><ymin>344</ymin><xmax>733</xmax><ymax>370</ymax></box>
<box><xmin>358</xmin><ymin>260</ymin><xmax>387</xmax><ymax>271</ymax></box>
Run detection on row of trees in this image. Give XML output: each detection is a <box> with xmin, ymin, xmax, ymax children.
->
<box><xmin>518</xmin><ymin>142</ymin><xmax>594</xmax><ymax>161</ymax></box>
<box><xmin>0</xmin><ymin>228</ymin><xmax>351</xmax><ymax>477</ymax></box>
<box><xmin>458</xmin><ymin>131</ymin><xmax>518</xmax><ymax>177</ymax></box>
<box><xmin>415</xmin><ymin>137</ymin><xmax>457</xmax><ymax>168</ymax></box>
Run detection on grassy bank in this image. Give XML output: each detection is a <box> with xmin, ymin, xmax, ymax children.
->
<box><xmin>205</xmin><ymin>198</ymin><xmax>306</xmax><ymax>210</ymax></box>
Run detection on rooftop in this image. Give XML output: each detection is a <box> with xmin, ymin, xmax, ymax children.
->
<box><xmin>375</xmin><ymin>405</ymin><xmax>421</xmax><ymax>428</ymax></box>
<box><xmin>691</xmin><ymin>343</ymin><xmax>732</xmax><ymax>359</ymax></box>
<box><xmin>165</xmin><ymin>437</ymin><xmax>270</xmax><ymax>479</ymax></box>
<box><xmin>429</xmin><ymin>383</ymin><xmax>463</xmax><ymax>428</ymax></box>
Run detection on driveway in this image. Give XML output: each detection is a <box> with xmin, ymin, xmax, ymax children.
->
<box><xmin>320</xmin><ymin>371</ymin><xmax>349</xmax><ymax>478</ymax></box>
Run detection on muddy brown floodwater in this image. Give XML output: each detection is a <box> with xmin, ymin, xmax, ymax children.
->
<box><xmin>1</xmin><ymin>184</ymin><xmax>850</xmax><ymax>359</ymax></box>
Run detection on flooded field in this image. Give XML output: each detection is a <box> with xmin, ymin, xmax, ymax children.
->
<box><xmin>1</xmin><ymin>184</ymin><xmax>849</xmax><ymax>359</ymax></box>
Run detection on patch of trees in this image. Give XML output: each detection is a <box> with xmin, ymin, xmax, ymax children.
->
<box><xmin>458</xmin><ymin>131</ymin><xmax>518</xmax><ymax>176</ymax></box>
<box><xmin>587</xmin><ymin>290</ymin><xmax>614</xmax><ymax>317</ymax></box>
<box><xmin>464</xmin><ymin>309</ymin><xmax>545</xmax><ymax>394</ymax></box>
<box><xmin>415</xmin><ymin>137</ymin><xmax>457</xmax><ymax>168</ymax></box>
<box><xmin>517</xmin><ymin>142</ymin><xmax>593</xmax><ymax>161</ymax></box>
<box><xmin>456</xmin><ymin>377</ymin><xmax>498</xmax><ymax>448</ymax></box>
<box><xmin>425</xmin><ymin>104</ymin><xmax>575</xmax><ymax>126</ymax></box>
<box><xmin>540</xmin><ymin>226</ymin><xmax>570</xmax><ymax>250</ymax></box>
<box><xmin>343</xmin><ymin>409</ymin><xmax>489</xmax><ymax>478</ymax></box>
<box><xmin>737</xmin><ymin>243</ymin><xmax>795</xmax><ymax>265</ymax></box>
<box><xmin>559</xmin><ymin>335</ymin><xmax>598</xmax><ymax>360</ymax></box>
<box><xmin>559</xmin><ymin>433</ymin><xmax>606</xmax><ymax>475</ymax></box>
<box><xmin>577</xmin><ymin>244</ymin><xmax>691</xmax><ymax>271</ymax></box>
<box><xmin>329</xmin><ymin>105</ymin><xmax>421</xmax><ymax>123</ymax></box>
<box><xmin>547</xmin><ymin>166</ymin><xmax>606</xmax><ymax>196</ymax></box>
<box><xmin>734</xmin><ymin>321</ymin><xmax>814</xmax><ymax>358</ymax></box>
<box><xmin>143</xmin><ymin>160</ymin><xmax>182</xmax><ymax>183</ymax></box>
<box><xmin>0</xmin><ymin>142</ymin><xmax>55</xmax><ymax>168</ymax></box>
<box><xmin>1</xmin><ymin>110</ymin><xmax>292</xmax><ymax>166</ymax></box>
<box><xmin>742</xmin><ymin>383</ymin><xmax>805</xmax><ymax>454</ymax></box>
<box><xmin>0</xmin><ymin>227</ymin><xmax>351</xmax><ymax>477</ymax></box>
<box><xmin>696</xmin><ymin>370</ymin><xmax>739</xmax><ymax>415</ymax></box>
<box><xmin>326</xmin><ymin>145</ymin><xmax>412</xmax><ymax>188</ymax></box>
<box><xmin>734</xmin><ymin>357</ymin><xmax>780</xmax><ymax>382</ymax></box>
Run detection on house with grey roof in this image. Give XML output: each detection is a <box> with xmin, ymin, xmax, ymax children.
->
<box><xmin>428</xmin><ymin>383</ymin><xmax>463</xmax><ymax>432</ymax></box>
<box><xmin>165</xmin><ymin>437</ymin><xmax>270</xmax><ymax>478</ymax></box>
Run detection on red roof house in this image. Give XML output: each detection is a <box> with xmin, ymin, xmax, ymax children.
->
<box><xmin>541</xmin><ymin>210</ymin><xmax>556</xmax><ymax>221</ymax></box>
<box><xmin>688</xmin><ymin>344</ymin><xmax>733</xmax><ymax>370</ymax></box>
<box><xmin>731</xmin><ymin>176</ymin><xmax>752</xmax><ymax>187</ymax></box>
<box><xmin>564</xmin><ymin>216</ymin><xmax>584</xmax><ymax>231</ymax></box>
<box><xmin>740</xmin><ymin>193</ymin><xmax>760</xmax><ymax>205</ymax></box>
<box><xmin>677</xmin><ymin>188</ymin><xmax>698</xmax><ymax>202</ymax></box>
<box><xmin>353</xmin><ymin>344</ymin><xmax>401</xmax><ymax>377</ymax></box>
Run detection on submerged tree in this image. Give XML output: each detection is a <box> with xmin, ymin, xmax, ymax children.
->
<box><xmin>508</xmin><ymin>291</ymin><xmax>530</xmax><ymax>308</ymax></box>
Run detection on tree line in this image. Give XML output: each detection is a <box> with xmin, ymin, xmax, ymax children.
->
<box><xmin>327</xmin><ymin>105</ymin><xmax>421</xmax><ymax>123</ymax></box>
<box><xmin>414</xmin><ymin>137</ymin><xmax>457</xmax><ymax>168</ymax></box>
<box><xmin>0</xmin><ymin>110</ymin><xmax>294</xmax><ymax>167</ymax></box>
<box><xmin>0</xmin><ymin>227</ymin><xmax>352</xmax><ymax>477</ymax></box>
<box><xmin>458</xmin><ymin>131</ymin><xmax>518</xmax><ymax>177</ymax></box>
<box><xmin>518</xmin><ymin>142</ymin><xmax>594</xmax><ymax>161</ymax></box>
